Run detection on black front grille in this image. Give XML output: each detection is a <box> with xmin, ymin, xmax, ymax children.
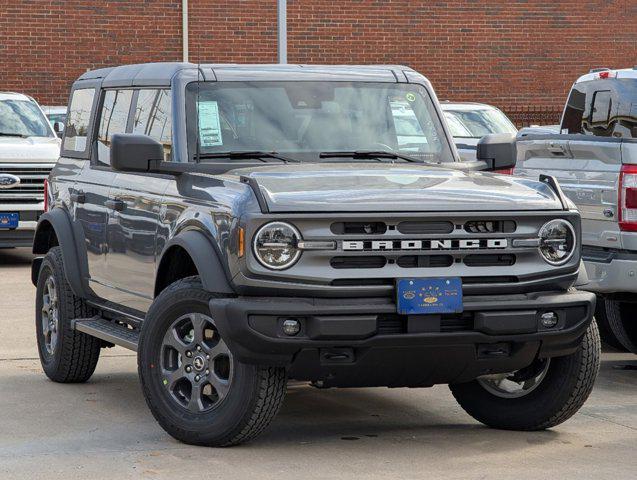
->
<box><xmin>464</xmin><ymin>254</ymin><xmax>516</xmax><ymax>267</ymax></box>
<box><xmin>397</xmin><ymin>255</ymin><xmax>454</xmax><ymax>268</ymax></box>
<box><xmin>377</xmin><ymin>313</ymin><xmax>474</xmax><ymax>334</ymax></box>
<box><xmin>331</xmin><ymin>222</ymin><xmax>387</xmax><ymax>234</ymax></box>
<box><xmin>330</xmin><ymin>256</ymin><xmax>387</xmax><ymax>269</ymax></box>
<box><xmin>462</xmin><ymin>276</ymin><xmax>518</xmax><ymax>284</ymax></box>
<box><xmin>377</xmin><ymin>314</ymin><xmax>407</xmax><ymax>334</ymax></box>
<box><xmin>464</xmin><ymin>220</ymin><xmax>516</xmax><ymax>233</ymax></box>
<box><xmin>330</xmin><ymin>278</ymin><xmax>394</xmax><ymax>286</ymax></box>
<box><xmin>440</xmin><ymin>313</ymin><xmax>474</xmax><ymax>332</ymax></box>
<box><xmin>397</xmin><ymin>221</ymin><xmax>454</xmax><ymax>234</ymax></box>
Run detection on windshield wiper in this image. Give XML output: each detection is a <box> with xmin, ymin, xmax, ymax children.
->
<box><xmin>196</xmin><ymin>151</ymin><xmax>300</xmax><ymax>163</ymax></box>
<box><xmin>319</xmin><ymin>150</ymin><xmax>430</xmax><ymax>164</ymax></box>
<box><xmin>0</xmin><ymin>132</ymin><xmax>28</xmax><ymax>138</ymax></box>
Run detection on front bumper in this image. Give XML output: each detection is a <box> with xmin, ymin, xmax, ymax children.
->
<box><xmin>0</xmin><ymin>219</ymin><xmax>38</xmax><ymax>247</ymax></box>
<box><xmin>210</xmin><ymin>289</ymin><xmax>595</xmax><ymax>388</ymax></box>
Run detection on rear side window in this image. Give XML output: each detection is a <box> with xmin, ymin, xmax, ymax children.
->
<box><xmin>96</xmin><ymin>89</ymin><xmax>133</xmax><ymax>166</ymax></box>
<box><xmin>590</xmin><ymin>91</ymin><xmax>612</xmax><ymax>124</ymax></box>
<box><xmin>132</xmin><ymin>89</ymin><xmax>172</xmax><ymax>160</ymax></box>
<box><xmin>582</xmin><ymin>89</ymin><xmax>614</xmax><ymax>137</ymax></box>
<box><xmin>63</xmin><ymin>88</ymin><xmax>95</xmax><ymax>153</ymax></box>
<box><xmin>561</xmin><ymin>86</ymin><xmax>586</xmax><ymax>134</ymax></box>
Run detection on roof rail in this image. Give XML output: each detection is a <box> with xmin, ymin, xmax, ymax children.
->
<box><xmin>589</xmin><ymin>67</ymin><xmax>611</xmax><ymax>73</ymax></box>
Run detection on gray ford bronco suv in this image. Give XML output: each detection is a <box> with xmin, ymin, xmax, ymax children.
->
<box><xmin>32</xmin><ymin>63</ymin><xmax>599</xmax><ymax>447</ymax></box>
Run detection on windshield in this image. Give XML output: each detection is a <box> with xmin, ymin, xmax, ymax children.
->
<box><xmin>186</xmin><ymin>81</ymin><xmax>455</xmax><ymax>163</ymax></box>
<box><xmin>0</xmin><ymin>99</ymin><xmax>53</xmax><ymax>137</ymax></box>
<box><xmin>443</xmin><ymin>112</ymin><xmax>473</xmax><ymax>137</ymax></box>
<box><xmin>443</xmin><ymin>107</ymin><xmax>517</xmax><ymax>138</ymax></box>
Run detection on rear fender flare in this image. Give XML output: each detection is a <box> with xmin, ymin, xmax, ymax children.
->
<box><xmin>32</xmin><ymin>208</ymin><xmax>87</xmax><ymax>297</ymax></box>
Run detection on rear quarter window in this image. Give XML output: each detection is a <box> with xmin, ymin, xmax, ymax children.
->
<box><xmin>63</xmin><ymin>88</ymin><xmax>96</xmax><ymax>153</ymax></box>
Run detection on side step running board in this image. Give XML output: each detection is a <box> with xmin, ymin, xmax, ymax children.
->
<box><xmin>73</xmin><ymin>316</ymin><xmax>140</xmax><ymax>352</ymax></box>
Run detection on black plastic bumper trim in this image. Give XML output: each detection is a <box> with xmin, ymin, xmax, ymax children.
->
<box><xmin>209</xmin><ymin>290</ymin><xmax>595</xmax><ymax>368</ymax></box>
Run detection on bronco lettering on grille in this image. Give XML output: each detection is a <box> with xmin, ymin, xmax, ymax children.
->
<box><xmin>342</xmin><ymin>238</ymin><xmax>507</xmax><ymax>251</ymax></box>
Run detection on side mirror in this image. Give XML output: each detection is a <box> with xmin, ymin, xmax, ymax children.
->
<box><xmin>111</xmin><ymin>134</ymin><xmax>164</xmax><ymax>173</ymax></box>
<box><xmin>53</xmin><ymin>121</ymin><xmax>64</xmax><ymax>135</ymax></box>
<box><xmin>476</xmin><ymin>133</ymin><xmax>517</xmax><ymax>171</ymax></box>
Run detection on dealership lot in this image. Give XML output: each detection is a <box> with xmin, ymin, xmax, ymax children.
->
<box><xmin>0</xmin><ymin>248</ymin><xmax>635</xmax><ymax>479</ymax></box>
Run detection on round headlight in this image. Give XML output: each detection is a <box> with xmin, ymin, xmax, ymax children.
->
<box><xmin>253</xmin><ymin>222</ymin><xmax>302</xmax><ymax>270</ymax></box>
<box><xmin>538</xmin><ymin>219</ymin><xmax>576</xmax><ymax>265</ymax></box>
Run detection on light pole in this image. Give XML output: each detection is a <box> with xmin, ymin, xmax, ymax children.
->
<box><xmin>277</xmin><ymin>0</ymin><xmax>287</xmax><ymax>64</ymax></box>
<box><xmin>182</xmin><ymin>0</ymin><xmax>189</xmax><ymax>62</ymax></box>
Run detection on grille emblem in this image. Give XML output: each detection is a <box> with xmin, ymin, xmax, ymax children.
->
<box><xmin>0</xmin><ymin>174</ymin><xmax>20</xmax><ymax>189</ymax></box>
<box><xmin>342</xmin><ymin>238</ymin><xmax>508</xmax><ymax>251</ymax></box>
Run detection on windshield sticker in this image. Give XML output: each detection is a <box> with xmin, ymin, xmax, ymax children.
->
<box><xmin>198</xmin><ymin>100</ymin><xmax>223</xmax><ymax>147</ymax></box>
<box><xmin>405</xmin><ymin>92</ymin><xmax>416</xmax><ymax>102</ymax></box>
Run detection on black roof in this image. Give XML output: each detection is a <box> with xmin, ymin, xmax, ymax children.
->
<box><xmin>77</xmin><ymin>62</ymin><xmax>417</xmax><ymax>87</ymax></box>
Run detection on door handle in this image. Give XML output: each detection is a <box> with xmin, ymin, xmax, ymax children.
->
<box><xmin>70</xmin><ymin>192</ymin><xmax>85</xmax><ymax>204</ymax></box>
<box><xmin>105</xmin><ymin>198</ymin><xmax>125</xmax><ymax>212</ymax></box>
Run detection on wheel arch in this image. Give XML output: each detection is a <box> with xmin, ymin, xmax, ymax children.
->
<box><xmin>155</xmin><ymin>230</ymin><xmax>234</xmax><ymax>297</ymax></box>
<box><xmin>31</xmin><ymin>209</ymin><xmax>87</xmax><ymax>298</ymax></box>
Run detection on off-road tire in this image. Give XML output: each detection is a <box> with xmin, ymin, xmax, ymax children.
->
<box><xmin>35</xmin><ymin>246</ymin><xmax>101</xmax><ymax>382</ymax></box>
<box><xmin>138</xmin><ymin>276</ymin><xmax>287</xmax><ymax>447</ymax></box>
<box><xmin>594</xmin><ymin>297</ymin><xmax>628</xmax><ymax>352</ymax></box>
<box><xmin>602</xmin><ymin>299</ymin><xmax>637</xmax><ymax>354</ymax></box>
<box><xmin>450</xmin><ymin>320</ymin><xmax>600</xmax><ymax>430</ymax></box>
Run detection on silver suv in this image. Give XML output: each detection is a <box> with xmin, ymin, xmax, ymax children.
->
<box><xmin>32</xmin><ymin>63</ymin><xmax>599</xmax><ymax>446</ymax></box>
<box><xmin>515</xmin><ymin>67</ymin><xmax>637</xmax><ymax>353</ymax></box>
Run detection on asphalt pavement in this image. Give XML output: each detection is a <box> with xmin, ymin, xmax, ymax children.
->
<box><xmin>1</xmin><ymin>248</ymin><xmax>636</xmax><ymax>479</ymax></box>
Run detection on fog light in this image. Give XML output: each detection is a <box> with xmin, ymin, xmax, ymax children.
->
<box><xmin>540</xmin><ymin>311</ymin><xmax>558</xmax><ymax>328</ymax></box>
<box><xmin>282</xmin><ymin>318</ymin><xmax>301</xmax><ymax>336</ymax></box>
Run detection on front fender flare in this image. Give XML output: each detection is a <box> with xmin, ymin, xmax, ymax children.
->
<box><xmin>32</xmin><ymin>208</ymin><xmax>87</xmax><ymax>297</ymax></box>
<box><xmin>156</xmin><ymin>230</ymin><xmax>235</xmax><ymax>295</ymax></box>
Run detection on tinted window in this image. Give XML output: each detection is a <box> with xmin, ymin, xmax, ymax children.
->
<box><xmin>590</xmin><ymin>91</ymin><xmax>612</xmax><ymax>124</ymax></box>
<box><xmin>96</xmin><ymin>90</ymin><xmax>133</xmax><ymax>166</ymax></box>
<box><xmin>561</xmin><ymin>86</ymin><xmax>586</xmax><ymax>134</ymax></box>
<box><xmin>63</xmin><ymin>88</ymin><xmax>95</xmax><ymax>152</ymax></box>
<box><xmin>614</xmin><ymin>79</ymin><xmax>637</xmax><ymax>139</ymax></box>
<box><xmin>132</xmin><ymin>89</ymin><xmax>172</xmax><ymax>160</ymax></box>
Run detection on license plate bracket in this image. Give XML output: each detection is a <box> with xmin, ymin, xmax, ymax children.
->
<box><xmin>0</xmin><ymin>213</ymin><xmax>18</xmax><ymax>229</ymax></box>
<box><xmin>396</xmin><ymin>277</ymin><xmax>463</xmax><ymax>315</ymax></box>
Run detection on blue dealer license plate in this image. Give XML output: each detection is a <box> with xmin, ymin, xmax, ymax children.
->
<box><xmin>397</xmin><ymin>277</ymin><xmax>463</xmax><ymax>315</ymax></box>
<box><xmin>0</xmin><ymin>213</ymin><xmax>18</xmax><ymax>229</ymax></box>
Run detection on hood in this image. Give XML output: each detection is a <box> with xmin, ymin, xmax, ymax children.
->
<box><xmin>0</xmin><ymin>137</ymin><xmax>60</xmax><ymax>164</ymax></box>
<box><xmin>227</xmin><ymin>163</ymin><xmax>563</xmax><ymax>213</ymax></box>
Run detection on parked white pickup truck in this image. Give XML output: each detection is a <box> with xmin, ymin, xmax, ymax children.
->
<box><xmin>0</xmin><ymin>92</ymin><xmax>59</xmax><ymax>247</ymax></box>
<box><xmin>514</xmin><ymin>67</ymin><xmax>637</xmax><ymax>353</ymax></box>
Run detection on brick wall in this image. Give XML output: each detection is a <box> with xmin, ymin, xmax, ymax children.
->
<box><xmin>1</xmin><ymin>0</ymin><xmax>635</xmax><ymax>125</ymax></box>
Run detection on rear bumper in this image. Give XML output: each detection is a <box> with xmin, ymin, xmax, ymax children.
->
<box><xmin>209</xmin><ymin>289</ymin><xmax>595</xmax><ymax>387</ymax></box>
<box><xmin>583</xmin><ymin>249</ymin><xmax>637</xmax><ymax>293</ymax></box>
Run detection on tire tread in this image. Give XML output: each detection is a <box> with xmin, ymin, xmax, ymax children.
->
<box><xmin>139</xmin><ymin>276</ymin><xmax>287</xmax><ymax>447</ymax></box>
<box><xmin>38</xmin><ymin>247</ymin><xmax>101</xmax><ymax>383</ymax></box>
